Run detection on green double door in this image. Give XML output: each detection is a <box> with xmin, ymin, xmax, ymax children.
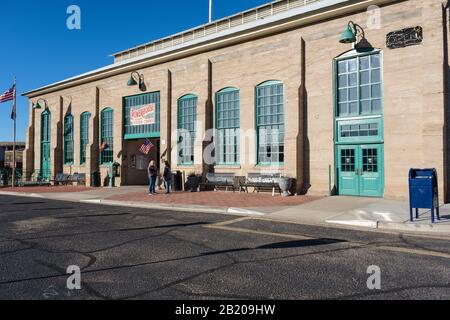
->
<box><xmin>337</xmin><ymin>144</ymin><xmax>384</xmax><ymax>197</ymax></box>
<box><xmin>41</xmin><ymin>142</ymin><xmax>51</xmax><ymax>180</ymax></box>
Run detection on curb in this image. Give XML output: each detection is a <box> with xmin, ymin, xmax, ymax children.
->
<box><xmin>325</xmin><ymin>218</ymin><xmax>450</xmax><ymax>235</ymax></box>
<box><xmin>2</xmin><ymin>191</ymin><xmax>449</xmax><ymax>236</ymax></box>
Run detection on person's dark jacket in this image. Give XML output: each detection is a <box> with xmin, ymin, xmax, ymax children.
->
<box><xmin>163</xmin><ymin>165</ymin><xmax>171</xmax><ymax>181</ymax></box>
<box><xmin>148</xmin><ymin>165</ymin><xmax>157</xmax><ymax>178</ymax></box>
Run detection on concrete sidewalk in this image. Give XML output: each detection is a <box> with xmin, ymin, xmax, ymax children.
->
<box><xmin>1</xmin><ymin>186</ymin><xmax>449</xmax><ymax>236</ymax></box>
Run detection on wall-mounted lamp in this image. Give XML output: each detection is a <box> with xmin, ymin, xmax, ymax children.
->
<box><xmin>339</xmin><ymin>21</ymin><xmax>365</xmax><ymax>44</ymax></box>
<box><xmin>32</xmin><ymin>98</ymin><xmax>49</xmax><ymax>110</ymax></box>
<box><xmin>127</xmin><ymin>71</ymin><xmax>146</xmax><ymax>92</ymax></box>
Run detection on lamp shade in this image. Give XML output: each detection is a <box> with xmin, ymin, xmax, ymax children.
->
<box><xmin>33</xmin><ymin>101</ymin><xmax>42</xmax><ymax>109</ymax></box>
<box><xmin>127</xmin><ymin>76</ymin><xmax>138</xmax><ymax>86</ymax></box>
<box><xmin>339</xmin><ymin>25</ymin><xmax>357</xmax><ymax>44</ymax></box>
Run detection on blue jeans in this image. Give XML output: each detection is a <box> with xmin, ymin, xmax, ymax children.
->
<box><xmin>149</xmin><ymin>176</ymin><xmax>156</xmax><ymax>194</ymax></box>
<box><xmin>164</xmin><ymin>179</ymin><xmax>170</xmax><ymax>193</ymax></box>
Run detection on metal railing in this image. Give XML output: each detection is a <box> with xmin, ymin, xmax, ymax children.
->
<box><xmin>113</xmin><ymin>0</ymin><xmax>322</xmax><ymax>63</ymax></box>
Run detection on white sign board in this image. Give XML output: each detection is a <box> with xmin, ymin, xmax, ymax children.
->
<box><xmin>130</xmin><ymin>103</ymin><xmax>156</xmax><ymax>126</ymax></box>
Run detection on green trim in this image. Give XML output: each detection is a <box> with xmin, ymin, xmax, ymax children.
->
<box><xmin>123</xmin><ymin>91</ymin><xmax>161</xmax><ymax>140</ymax></box>
<box><xmin>80</xmin><ymin>112</ymin><xmax>91</xmax><ymax>165</ymax></box>
<box><xmin>333</xmin><ymin>49</ymin><xmax>385</xmax><ymax>197</ymax></box>
<box><xmin>215</xmin><ymin>87</ymin><xmax>240</xmax><ymax>165</ymax></box>
<box><xmin>255</xmin><ymin>81</ymin><xmax>285</xmax><ymax>165</ymax></box>
<box><xmin>124</xmin><ymin>132</ymin><xmax>161</xmax><ymax>140</ymax></box>
<box><xmin>177</xmin><ymin>94</ymin><xmax>197</xmax><ymax>166</ymax></box>
<box><xmin>100</xmin><ymin>107</ymin><xmax>114</xmax><ymax>165</ymax></box>
<box><xmin>63</xmin><ymin>114</ymin><xmax>74</xmax><ymax>165</ymax></box>
<box><xmin>256</xmin><ymin>80</ymin><xmax>284</xmax><ymax>87</ymax></box>
<box><xmin>40</xmin><ymin>109</ymin><xmax>51</xmax><ymax>180</ymax></box>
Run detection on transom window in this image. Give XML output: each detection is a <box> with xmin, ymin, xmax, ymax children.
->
<box><xmin>216</xmin><ymin>88</ymin><xmax>240</xmax><ymax>165</ymax></box>
<box><xmin>178</xmin><ymin>94</ymin><xmax>197</xmax><ymax>165</ymax></box>
<box><xmin>100</xmin><ymin>108</ymin><xmax>114</xmax><ymax>164</ymax></box>
<box><xmin>337</xmin><ymin>53</ymin><xmax>382</xmax><ymax>117</ymax></box>
<box><xmin>340</xmin><ymin>123</ymin><xmax>379</xmax><ymax>138</ymax></box>
<box><xmin>256</xmin><ymin>81</ymin><xmax>285</xmax><ymax>165</ymax></box>
<box><xmin>80</xmin><ymin>112</ymin><xmax>91</xmax><ymax>165</ymax></box>
<box><xmin>63</xmin><ymin>114</ymin><xmax>74</xmax><ymax>164</ymax></box>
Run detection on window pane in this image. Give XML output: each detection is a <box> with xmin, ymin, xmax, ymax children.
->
<box><xmin>360</xmin><ymin>56</ymin><xmax>370</xmax><ymax>70</ymax></box>
<box><xmin>371</xmin><ymin>54</ymin><xmax>381</xmax><ymax>68</ymax></box>
<box><xmin>361</xmin><ymin>100</ymin><xmax>371</xmax><ymax>114</ymax></box>
<box><xmin>371</xmin><ymin>69</ymin><xmax>381</xmax><ymax>83</ymax></box>
<box><xmin>360</xmin><ymin>71</ymin><xmax>370</xmax><ymax>85</ymax></box>
<box><xmin>372</xmin><ymin>84</ymin><xmax>382</xmax><ymax>98</ymax></box>
<box><xmin>348</xmin><ymin>59</ymin><xmax>357</xmax><ymax>72</ymax></box>
<box><xmin>338</xmin><ymin>60</ymin><xmax>347</xmax><ymax>73</ymax></box>
<box><xmin>338</xmin><ymin>75</ymin><xmax>347</xmax><ymax>87</ymax></box>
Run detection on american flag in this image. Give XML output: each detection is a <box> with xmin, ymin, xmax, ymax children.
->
<box><xmin>139</xmin><ymin>139</ymin><xmax>154</xmax><ymax>155</ymax></box>
<box><xmin>0</xmin><ymin>85</ymin><xmax>15</xmax><ymax>103</ymax></box>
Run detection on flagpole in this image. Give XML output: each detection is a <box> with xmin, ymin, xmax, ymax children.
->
<box><xmin>209</xmin><ymin>0</ymin><xmax>213</xmax><ymax>23</ymax></box>
<box><xmin>12</xmin><ymin>77</ymin><xmax>16</xmax><ymax>189</ymax></box>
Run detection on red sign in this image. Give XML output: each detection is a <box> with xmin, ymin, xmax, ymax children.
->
<box><xmin>130</xmin><ymin>103</ymin><xmax>156</xmax><ymax>126</ymax></box>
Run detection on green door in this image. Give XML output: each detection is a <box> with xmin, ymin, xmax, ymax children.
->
<box><xmin>359</xmin><ymin>144</ymin><xmax>383</xmax><ymax>197</ymax></box>
<box><xmin>41</xmin><ymin>110</ymin><xmax>51</xmax><ymax>181</ymax></box>
<box><xmin>337</xmin><ymin>144</ymin><xmax>383</xmax><ymax>197</ymax></box>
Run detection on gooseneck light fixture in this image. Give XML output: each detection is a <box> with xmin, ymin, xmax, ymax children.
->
<box><xmin>339</xmin><ymin>21</ymin><xmax>365</xmax><ymax>44</ymax></box>
<box><xmin>32</xmin><ymin>98</ymin><xmax>49</xmax><ymax>110</ymax></box>
<box><xmin>127</xmin><ymin>71</ymin><xmax>146</xmax><ymax>92</ymax></box>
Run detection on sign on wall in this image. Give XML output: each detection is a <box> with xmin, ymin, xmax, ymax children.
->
<box><xmin>386</xmin><ymin>26</ymin><xmax>423</xmax><ymax>49</ymax></box>
<box><xmin>130</xmin><ymin>103</ymin><xmax>156</xmax><ymax>126</ymax></box>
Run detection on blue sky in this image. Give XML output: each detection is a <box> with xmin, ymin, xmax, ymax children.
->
<box><xmin>0</xmin><ymin>0</ymin><xmax>271</xmax><ymax>141</ymax></box>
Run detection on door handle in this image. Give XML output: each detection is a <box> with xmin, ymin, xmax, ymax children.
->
<box><xmin>355</xmin><ymin>169</ymin><xmax>359</xmax><ymax>176</ymax></box>
<box><xmin>360</xmin><ymin>168</ymin><xmax>363</xmax><ymax>176</ymax></box>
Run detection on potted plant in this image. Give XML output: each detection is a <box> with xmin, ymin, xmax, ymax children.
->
<box><xmin>186</xmin><ymin>172</ymin><xmax>200</xmax><ymax>192</ymax></box>
<box><xmin>278</xmin><ymin>176</ymin><xmax>292</xmax><ymax>197</ymax></box>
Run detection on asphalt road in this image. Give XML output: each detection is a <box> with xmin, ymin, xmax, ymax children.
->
<box><xmin>0</xmin><ymin>195</ymin><xmax>449</xmax><ymax>300</ymax></box>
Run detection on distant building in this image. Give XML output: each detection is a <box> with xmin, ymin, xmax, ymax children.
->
<box><xmin>0</xmin><ymin>142</ymin><xmax>25</xmax><ymax>171</ymax></box>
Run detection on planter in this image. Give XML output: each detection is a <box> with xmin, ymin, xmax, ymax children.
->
<box><xmin>278</xmin><ymin>177</ymin><xmax>292</xmax><ymax>197</ymax></box>
<box><xmin>186</xmin><ymin>176</ymin><xmax>200</xmax><ymax>192</ymax></box>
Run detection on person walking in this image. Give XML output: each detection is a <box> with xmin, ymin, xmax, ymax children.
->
<box><xmin>163</xmin><ymin>160</ymin><xmax>171</xmax><ymax>194</ymax></box>
<box><xmin>148</xmin><ymin>160</ymin><xmax>157</xmax><ymax>195</ymax></box>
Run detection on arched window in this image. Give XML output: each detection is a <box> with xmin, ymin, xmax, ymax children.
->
<box><xmin>256</xmin><ymin>81</ymin><xmax>285</xmax><ymax>165</ymax></box>
<box><xmin>216</xmin><ymin>87</ymin><xmax>240</xmax><ymax>165</ymax></box>
<box><xmin>63</xmin><ymin>114</ymin><xmax>74</xmax><ymax>164</ymax></box>
<box><xmin>100</xmin><ymin>108</ymin><xmax>114</xmax><ymax>164</ymax></box>
<box><xmin>177</xmin><ymin>94</ymin><xmax>197</xmax><ymax>165</ymax></box>
<box><xmin>80</xmin><ymin>112</ymin><xmax>91</xmax><ymax>165</ymax></box>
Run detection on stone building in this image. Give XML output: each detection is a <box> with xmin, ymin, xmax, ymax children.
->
<box><xmin>22</xmin><ymin>0</ymin><xmax>450</xmax><ymax>200</ymax></box>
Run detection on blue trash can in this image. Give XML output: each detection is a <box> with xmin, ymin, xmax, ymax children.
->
<box><xmin>408</xmin><ymin>168</ymin><xmax>440</xmax><ymax>223</ymax></box>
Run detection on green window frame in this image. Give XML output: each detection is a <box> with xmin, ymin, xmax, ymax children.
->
<box><xmin>41</xmin><ymin>110</ymin><xmax>51</xmax><ymax>144</ymax></box>
<box><xmin>337</xmin><ymin>52</ymin><xmax>382</xmax><ymax>117</ymax></box>
<box><xmin>256</xmin><ymin>81</ymin><xmax>285</xmax><ymax>165</ymax></box>
<box><xmin>63</xmin><ymin>114</ymin><xmax>74</xmax><ymax>164</ymax></box>
<box><xmin>123</xmin><ymin>91</ymin><xmax>160</xmax><ymax>140</ymax></box>
<box><xmin>100</xmin><ymin>108</ymin><xmax>114</xmax><ymax>165</ymax></box>
<box><xmin>177</xmin><ymin>94</ymin><xmax>197</xmax><ymax>165</ymax></box>
<box><xmin>216</xmin><ymin>88</ymin><xmax>240</xmax><ymax>165</ymax></box>
<box><xmin>80</xmin><ymin>112</ymin><xmax>91</xmax><ymax>165</ymax></box>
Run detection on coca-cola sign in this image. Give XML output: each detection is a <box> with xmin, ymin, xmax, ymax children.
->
<box><xmin>130</xmin><ymin>103</ymin><xmax>156</xmax><ymax>126</ymax></box>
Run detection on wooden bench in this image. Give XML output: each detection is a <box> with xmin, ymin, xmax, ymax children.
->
<box><xmin>18</xmin><ymin>170</ymin><xmax>51</xmax><ymax>187</ymax></box>
<box><xmin>54</xmin><ymin>173</ymin><xmax>70</xmax><ymax>185</ymax></box>
<box><xmin>241</xmin><ymin>173</ymin><xmax>282</xmax><ymax>196</ymax></box>
<box><xmin>200</xmin><ymin>173</ymin><xmax>236</xmax><ymax>192</ymax></box>
<box><xmin>66</xmin><ymin>173</ymin><xmax>87</xmax><ymax>186</ymax></box>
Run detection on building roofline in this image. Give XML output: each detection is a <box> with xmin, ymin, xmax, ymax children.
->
<box><xmin>22</xmin><ymin>0</ymin><xmax>395</xmax><ymax>98</ymax></box>
<box><xmin>111</xmin><ymin>0</ymin><xmax>315</xmax><ymax>58</ymax></box>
